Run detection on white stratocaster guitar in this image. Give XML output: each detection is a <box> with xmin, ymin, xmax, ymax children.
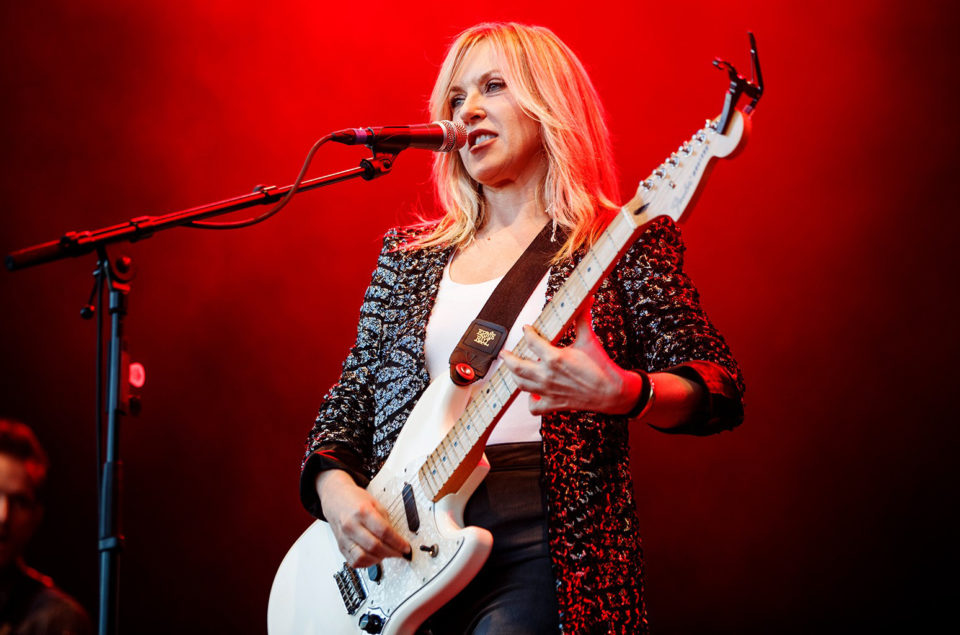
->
<box><xmin>269</xmin><ymin>39</ymin><xmax>763</xmax><ymax>635</ymax></box>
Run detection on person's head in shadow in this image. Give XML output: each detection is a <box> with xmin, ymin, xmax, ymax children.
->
<box><xmin>0</xmin><ymin>418</ymin><xmax>47</xmax><ymax>572</ymax></box>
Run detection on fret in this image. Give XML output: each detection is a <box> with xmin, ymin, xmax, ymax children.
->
<box><xmin>469</xmin><ymin>397</ymin><xmax>486</xmax><ymax>422</ymax></box>
<box><xmin>603</xmin><ymin>227</ymin><xmax>622</xmax><ymax>260</ymax></box>
<box><xmin>448</xmin><ymin>433</ymin><xmax>464</xmax><ymax>463</ymax></box>
<box><xmin>577</xmin><ymin>256</ymin><xmax>597</xmax><ymax>288</ymax></box>
<box><xmin>538</xmin><ymin>314</ymin><xmax>560</xmax><ymax>342</ymax></box>
<box><xmin>464</xmin><ymin>402</ymin><xmax>487</xmax><ymax>441</ymax></box>
<box><xmin>427</xmin><ymin>459</ymin><xmax>441</xmax><ymax>492</ymax></box>
<box><xmin>486</xmin><ymin>389</ymin><xmax>503</xmax><ymax>417</ymax></box>
<box><xmin>588</xmin><ymin>248</ymin><xmax>606</xmax><ymax>273</ymax></box>
<box><xmin>492</xmin><ymin>376</ymin><xmax>515</xmax><ymax>418</ymax></box>
<box><xmin>459</xmin><ymin>409</ymin><xmax>481</xmax><ymax>441</ymax></box>
<box><xmin>453</xmin><ymin>415</ymin><xmax>471</xmax><ymax>448</ymax></box>
<box><xmin>421</xmin><ymin>470</ymin><xmax>437</xmax><ymax>499</ymax></box>
<box><xmin>570</xmin><ymin>267</ymin><xmax>589</xmax><ymax>296</ymax></box>
<box><xmin>446</xmin><ymin>426</ymin><xmax>465</xmax><ymax>460</ymax></box>
<box><xmin>432</xmin><ymin>445</ymin><xmax>451</xmax><ymax>480</ymax></box>
<box><xmin>545</xmin><ymin>302</ymin><xmax>565</xmax><ymax>336</ymax></box>
<box><xmin>472</xmin><ymin>387</ymin><xmax>491</xmax><ymax>417</ymax></box>
<box><xmin>420</xmin><ymin>460</ymin><xmax>438</xmax><ymax>496</ymax></box>
<box><xmin>598</xmin><ymin>235</ymin><xmax>615</xmax><ymax>262</ymax></box>
<box><xmin>494</xmin><ymin>371</ymin><xmax>514</xmax><ymax>400</ymax></box>
<box><xmin>476</xmin><ymin>383</ymin><xmax>498</xmax><ymax>420</ymax></box>
<box><xmin>531</xmin><ymin>313</ymin><xmax>553</xmax><ymax>341</ymax></box>
<box><xmin>423</xmin><ymin>454</ymin><xmax>439</xmax><ymax>486</ymax></box>
<box><xmin>437</xmin><ymin>436</ymin><xmax>453</xmax><ymax>468</ymax></box>
<box><xmin>611</xmin><ymin>217</ymin><xmax>627</xmax><ymax>242</ymax></box>
<box><xmin>428</xmin><ymin>454</ymin><xmax>444</xmax><ymax>488</ymax></box>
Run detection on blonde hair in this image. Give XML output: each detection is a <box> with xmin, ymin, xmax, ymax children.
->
<box><xmin>414</xmin><ymin>23</ymin><xmax>620</xmax><ymax>261</ymax></box>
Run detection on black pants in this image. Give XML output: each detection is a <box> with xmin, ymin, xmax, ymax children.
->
<box><xmin>425</xmin><ymin>442</ymin><xmax>560</xmax><ymax>634</ymax></box>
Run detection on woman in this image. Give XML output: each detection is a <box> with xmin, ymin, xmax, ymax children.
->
<box><xmin>299</xmin><ymin>23</ymin><xmax>744</xmax><ymax>634</ymax></box>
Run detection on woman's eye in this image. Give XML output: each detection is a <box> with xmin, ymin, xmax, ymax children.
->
<box><xmin>450</xmin><ymin>95</ymin><xmax>464</xmax><ymax>109</ymax></box>
<box><xmin>485</xmin><ymin>80</ymin><xmax>504</xmax><ymax>93</ymax></box>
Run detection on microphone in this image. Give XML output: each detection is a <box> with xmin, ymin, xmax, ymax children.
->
<box><xmin>330</xmin><ymin>120</ymin><xmax>467</xmax><ymax>152</ymax></box>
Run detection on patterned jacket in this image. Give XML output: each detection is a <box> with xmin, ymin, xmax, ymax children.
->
<box><xmin>300</xmin><ymin>216</ymin><xmax>745</xmax><ymax>633</ymax></box>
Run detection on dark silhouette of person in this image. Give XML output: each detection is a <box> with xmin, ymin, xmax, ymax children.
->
<box><xmin>0</xmin><ymin>418</ymin><xmax>92</xmax><ymax>635</ymax></box>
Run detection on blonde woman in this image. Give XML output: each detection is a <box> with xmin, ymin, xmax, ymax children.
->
<box><xmin>300</xmin><ymin>23</ymin><xmax>744</xmax><ymax>633</ymax></box>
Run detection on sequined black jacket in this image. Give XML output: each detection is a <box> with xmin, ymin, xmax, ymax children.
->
<box><xmin>300</xmin><ymin>216</ymin><xmax>745</xmax><ymax>634</ymax></box>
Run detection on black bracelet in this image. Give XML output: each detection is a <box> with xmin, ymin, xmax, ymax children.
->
<box><xmin>625</xmin><ymin>370</ymin><xmax>656</xmax><ymax>419</ymax></box>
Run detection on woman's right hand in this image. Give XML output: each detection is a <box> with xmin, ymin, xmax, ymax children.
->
<box><xmin>316</xmin><ymin>469</ymin><xmax>412</xmax><ymax>568</ymax></box>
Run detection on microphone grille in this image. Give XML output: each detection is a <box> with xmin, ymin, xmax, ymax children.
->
<box><xmin>435</xmin><ymin>120</ymin><xmax>467</xmax><ymax>152</ymax></box>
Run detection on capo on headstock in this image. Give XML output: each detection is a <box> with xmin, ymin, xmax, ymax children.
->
<box><xmin>713</xmin><ymin>32</ymin><xmax>764</xmax><ymax>134</ymax></box>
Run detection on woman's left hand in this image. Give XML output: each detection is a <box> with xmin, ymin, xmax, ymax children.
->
<box><xmin>498</xmin><ymin>301</ymin><xmax>643</xmax><ymax>416</ymax></box>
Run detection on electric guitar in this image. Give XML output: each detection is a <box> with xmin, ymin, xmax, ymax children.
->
<box><xmin>268</xmin><ymin>105</ymin><xmax>754</xmax><ymax>634</ymax></box>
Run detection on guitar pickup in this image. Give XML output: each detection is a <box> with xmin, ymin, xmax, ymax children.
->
<box><xmin>402</xmin><ymin>483</ymin><xmax>420</xmax><ymax>533</ymax></box>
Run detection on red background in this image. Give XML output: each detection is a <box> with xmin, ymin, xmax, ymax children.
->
<box><xmin>1</xmin><ymin>1</ymin><xmax>957</xmax><ymax>632</ymax></box>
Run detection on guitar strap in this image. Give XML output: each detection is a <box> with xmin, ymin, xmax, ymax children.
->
<box><xmin>448</xmin><ymin>223</ymin><xmax>561</xmax><ymax>386</ymax></box>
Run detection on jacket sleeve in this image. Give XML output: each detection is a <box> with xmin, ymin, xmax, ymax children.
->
<box><xmin>299</xmin><ymin>230</ymin><xmax>400</xmax><ymax>520</ymax></box>
<box><xmin>616</xmin><ymin>216</ymin><xmax>745</xmax><ymax>434</ymax></box>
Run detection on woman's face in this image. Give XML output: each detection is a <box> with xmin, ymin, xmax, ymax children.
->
<box><xmin>447</xmin><ymin>41</ymin><xmax>545</xmax><ymax>190</ymax></box>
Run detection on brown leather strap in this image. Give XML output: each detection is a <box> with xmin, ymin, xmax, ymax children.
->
<box><xmin>449</xmin><ymin>223</ymin><xmax>559</xmax><ymax>385</ymax></box>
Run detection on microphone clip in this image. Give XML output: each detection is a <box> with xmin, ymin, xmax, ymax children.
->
<box><xmin>359</xmin><ymin>149</ymin><xmax>399</xmax><ymax>181</ymax></box>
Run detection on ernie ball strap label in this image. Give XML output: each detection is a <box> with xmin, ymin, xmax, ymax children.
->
<box><xmin>473</xmin><ymin>327</ymin><xmax>498</xmax><ymax>348</ymax></box>
<box><xmin>460</xmin><ymin>320</ymin><xmax>507</xmax><ymax>355</ymax></box>
<box><xmin>462</xmin><ymin>320</ymin><xmax>506</xmax><ymax>354</ymax></box>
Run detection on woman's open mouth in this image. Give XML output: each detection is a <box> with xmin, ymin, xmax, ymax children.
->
<box><xmin>468</xmin><ymin>129</ymin><xmax>498</xmax><ymax>152</ymax></box>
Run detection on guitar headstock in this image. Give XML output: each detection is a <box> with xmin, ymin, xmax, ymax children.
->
<box><xmin>622</xmin><ymin>107</ymin><xmax>751</xmax><ymax>227</ymax></box>
<box><xmin>622</xmin><ymin>33</ymin><xmax>761</xmax><ymax>228</ymax></box>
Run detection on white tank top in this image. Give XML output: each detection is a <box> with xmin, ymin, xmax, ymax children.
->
<box><xmin>424</xmin><ymin>261</ymin><xmax>549</xmax><ymax>445</ymax></box>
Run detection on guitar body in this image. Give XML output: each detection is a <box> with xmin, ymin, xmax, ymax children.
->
<box><xmin>268</xmin><ymin>376</ymin><xmax>494</xmax><ymax>635</ymax></box>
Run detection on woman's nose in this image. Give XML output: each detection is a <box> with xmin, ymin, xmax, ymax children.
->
<box><xmin>458</xmin><ymin>91</ymin><xmax>485</xmax><ymax>124</ymax></box>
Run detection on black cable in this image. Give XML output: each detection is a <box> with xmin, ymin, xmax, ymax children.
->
<box><xmin>186</xmin><ymin>134</ymin><xmax>333</xmax><ymax>230</ymax></box>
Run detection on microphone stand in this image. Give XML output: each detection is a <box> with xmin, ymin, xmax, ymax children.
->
<box><xmin>6</xmin><ymin>151</ymin><xmax>398</xmax><ymax>270</ymax></box>
<box><xmin>5</xmin><ymin>145</ymin><xmax>400</xmax><ymax>635</ymax></box>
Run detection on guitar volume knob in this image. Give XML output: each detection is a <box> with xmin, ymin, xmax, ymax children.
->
<box><xmin>359</xmin><ymin>613</ymin><xmax>384</xmax><ymax>633</ymax></box>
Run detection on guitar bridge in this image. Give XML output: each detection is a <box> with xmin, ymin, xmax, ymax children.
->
<box><xmin>333</xmin><ymin>563</ymin><xmax>366</xmax><ymax>614</ymax></box>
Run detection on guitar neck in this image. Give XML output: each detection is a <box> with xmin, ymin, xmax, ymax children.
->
<box><xmin>417</xmin><ymin>111</ymin><xmax>749</xmax><ymax>502</ymax></box>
